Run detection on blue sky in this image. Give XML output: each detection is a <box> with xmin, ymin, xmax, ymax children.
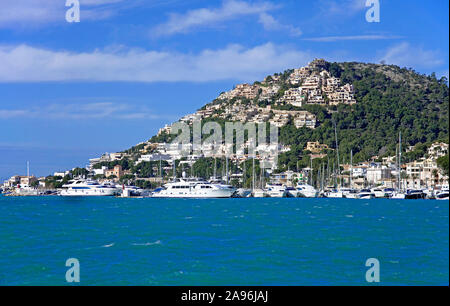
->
<box><xmin>0</xmin><ymin>0</ymin><xmax>448</xmax><ymax>180</ymax></box>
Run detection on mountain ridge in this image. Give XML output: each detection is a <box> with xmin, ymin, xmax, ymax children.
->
<box><xmin>86</xmin><ymin>58</ymin><xmax>449</xmax><ymax>186</ymax></box>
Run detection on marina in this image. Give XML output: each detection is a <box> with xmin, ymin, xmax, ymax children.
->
<box><xmin>3</xmin><ymin>181</ymin><xmax>448</xmax><ymax>200</ymax></box>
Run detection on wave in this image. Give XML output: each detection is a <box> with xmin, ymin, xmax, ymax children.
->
<box><xmin>131</xmin><ymin>240</ymin><xmax>161</xmax><ymax>246</ymax></box>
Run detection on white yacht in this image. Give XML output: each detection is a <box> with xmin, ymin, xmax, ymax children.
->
<box><xmin>295</xmin><ymin>183</ymin><xmax>318</xmax><ymax>198</ymax></box>
<box><xmin>383</xmin><ymin>188</ymin><xmax>395</xmax><ymax>198</ymax></box>
<box><xmin>285</xmin><ymin>187</ymin><xmax>300</xmax><ymax>197</ymax></box>
<box><xmin>325</xmin><ymin>189</ymin><xmax>344</xmax><ymax>198</ymax></box>
<box><xmin>358</xmin><ymin>189</ymin><xmax>375</xmax><ymax>199</ymax></box>
<box><xmin>404</xmin><ymin>189</ymin><xmax>426</xmax><ymax>200</ymax></box>
<box><xmin>435</xmin><ymin>185</ymin><xmax>449</xmax><ymax>201</ymax></box>
<box><xmin>60</xmin><ymin>180</ymin><xmax>119</xmax><ymax>196</ymax></box>
<box><xmin>235</xmin><ymin>188</ymin><xmax>252</xmax><ymax>198</ymax></box>
<box><xmin>265</xmin><ymin>184</ymin><xmax>287</xmax><ymax>198</ymax></box>
<box><xmin>252</xmin><ymin>189</ymin><xmax>268</xmax><ymax>198</ymax></box>
<box><xmin>391</xmin><ymin>191</ymin><xmax>406</xmax><ymax>199</ymax></box>
<box><xmin>151</xmin><ymin>179</ymin><xmax>236</xmax><ymax>198</ymax></box>
<box><xmin>341</xmin><ymin>188</ymin><xmax>359</xmax><ymax>199</ymax></box>
<box><xmin>371</xmin><ymin>188</ymin><xmax>388</xmax><ymax>198</ymax></box>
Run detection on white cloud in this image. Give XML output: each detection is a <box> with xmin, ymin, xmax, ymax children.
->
<box><xmin>0</xmin><ymin>102</ymin><xmax>163</xmax><ymax>120</ymax></box>
<box><xmin>0</xmin><ymin>0</ymin><xmax>130</xmax><ymax>28</ymax></box>
<box><xmin>304</xmin><ymin>35</ymin><xmax>401</xmax><ymax>42</ymax></box>
<box><xmin>258</xmin><ymin>13</ymin><xmax>302</xmax><ymax>37</ymax></box>
<box><xmin>0</xmin><ymin>43</ymin><xmax>313</xmax><ymax>83</ymax></box>
<box><xmin>151</xmin><ymin>0</ymin><xmax>300</xmax><ymax>37</ymax></box>
<box><xmin>379</xmin><ymin>42</ymin><xmax>444</xmax><ymax>69</ymax></box>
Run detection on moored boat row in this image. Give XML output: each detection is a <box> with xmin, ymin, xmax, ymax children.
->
<box><xmin>3</xmin><ymin>178</ymin><xmax>448</xmax><ymax>200</ymax></box>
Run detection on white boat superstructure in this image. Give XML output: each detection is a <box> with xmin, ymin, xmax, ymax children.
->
<box><xmin>391</xmin><ymin>192</ymin><xmax>406</xmax><ymax>199</ymax></box>
<box><xmin>118</xmin><ymin>185</ymin><xmax>151</xmax><ymax>197</ymax></box>
<box><xmin>265</xmin><ymin>184</ymin><xmax>287</xmax><ymax>198</ymax></box>
<box><xmin>371</xmin><ymin>188</ymin><xmax>388</xmax><ymax>198</ymax></box>
<box><xmin>235</xmin><ymin>188</ymin><xmax>252</xmax><ymax>198</ymax></box>
<box><xmin>60</xmin><ymin>180</ymin><xmax>119</xmax><ymax>196</ymax></box>
<box><xmin>295</xmin><ymin>183</ymin><xmax>318</xmax><ymax>198</ymax></box>
<box><xmin>435</xmin><ymin>185</ymin><xmax>449</xmax><ymax>201</ymax></box>
<box><xmin>325</xmin><ymin>189</ymin><xmax>344</xmax><ymax>198</ymax></box>
<box><xmin>358</xmin><ymin>189</ymin><xmax>375</xmax><ymax>200</ymax></box>
<box><xmin>252</xmin><ymin>189</ymin><xmax>268</xmax><ymax>198</ymax></box>
<box><xmin>151</xmin><ymin>179</ymin><xmax>236</xmax><ymax>198</ymax></box>
<box><xmin>383</xmin><ymin>188</ymin><xmax>395</xmax><ymax>198</ymax></box>
<box><xmin>285</xmin><ymin>187</ymin><xmax>300</xmax><ymax>198</ymax></box>
<box><xmin>358</xmin><ymin>189</ymin><xmax>375</xmax><ymax>199</ymax></box>
<box><xmin>341</xmin><ymin>188</ymin><xmax>359</xmax><ymax>199</ymax></box>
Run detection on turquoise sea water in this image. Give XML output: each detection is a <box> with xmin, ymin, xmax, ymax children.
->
<box><xmin>0</xmin><ymin>195</ymin><xmax>448</xmax><ymax>286</ymax></box>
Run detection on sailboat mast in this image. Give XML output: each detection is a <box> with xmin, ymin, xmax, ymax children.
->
<box><xmin>159</xmin><ymin>155</ymin><xmax>162</xmax><ymax>186</ymax></box>
<box><xmin>243</xmin><ymin>160</ymin><xmax>246</xmax><ymax>188</ymax></box>
<box><xmin>252</xmin><ymin>158</ymin><xmax>255</xmax><ymax>191</ymax></box>
<box><xmin>226</xmin><ymin>156</ymin><xmax>229</xmax><ymax>184</ymax></box>
<box><xmin>398</xmin><ymin>131</ymin><xmax>402</xmax><ymax>191</ymax></box>
<box><xmin>350</xmin><ymin>150</ymin><xmax>353</xmax><ymax>189</ymax></box>
<box><xmin>334</xmin><ymin>121</ymin><xmax>341</xmax><ymax>188</ymax></box>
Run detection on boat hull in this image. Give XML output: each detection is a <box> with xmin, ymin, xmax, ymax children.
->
<box><xmin>152</xmin><ymin>189</ymin><xmax>235</xmax><ymax>198</ymax></box>
<box><xmin>60</xmin><ymin>189</ymin><xmax>118</xmax><ymax>196</ymax></box>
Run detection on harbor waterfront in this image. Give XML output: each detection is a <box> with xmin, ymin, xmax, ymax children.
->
<box><xmin>0</xmin><ymin>195</ymin><xmax>448</xmax><ymax>286</ymax></box>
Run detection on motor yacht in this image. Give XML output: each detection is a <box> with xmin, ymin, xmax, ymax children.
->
<box><xmin>265</xmin><ymin>184</ymin><xmax>287</xmax><ymax>198</ymax></box>
<box><xmin>404</xmin><ymin>189</ymin><xmax>426</xmax><ymax>200</ymax></box>
<box><xmin>295</xmin><ymin>183</ymin><xmax>318</xmax><ymax>198</ymax></box>
<box><xmin>383</xmin><ymin>188</ymin><xmax>395</xmax><ymax>198</ymax></box>
<box><xmin>252</xmin><ymin>189</ymin><xmax>268</xmax><ymax>198</ymax></box>
<box><xmin>341</xmin><ymin>188</ymin><xmax>359</xmax><ymax>199</ymax></box>
<box><xmin>234</xmin><ymin>188</ymin><xmax>252</xmax><ymax>198</ymax></box>
<box><xmin>285</xmin><ymin>187</ymin><xmax>300</xmax><ymax>198</ymax></box>
<box><xmin>358</xmin><ymin>189</ymin><xmax>375</xmax><ymax>199</ymax></box>
<box><xmin>391</xmin><ymin>191</ymin><xmax>406</xmax><ymax>199</ymax></box>
<box><xmin>435</xmin><ymin>185</ymin><xmax>449</xmax><ymax>201</ymax></box>
<box><xmin>151</xmin><ymin>179</ymin><xmax>236</xmax><ymax>198</ymax></box>
<box><xmin>325</xmin><ymin>189</ymin><xmax>344</xmax><ymax>198</ymax></box>
<box><xmin>60</xmin><ymin>179</ymin><xmax>119</xmax><ymax>196</ymax></box>
<box><xmin>371</xmin><ymin>188</ymin><xmax>388</xmax><ymax>198</ymax></box>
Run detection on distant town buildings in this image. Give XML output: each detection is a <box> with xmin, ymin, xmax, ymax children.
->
<box><xmin>306</xmin><ymin>142</ymin><xmax>330</xmax><ymax>153</ymax></box>
<box><xmin>105</xmin><ymin>165</ymin><xmax>123</xmax><ymax>179</ymax></box>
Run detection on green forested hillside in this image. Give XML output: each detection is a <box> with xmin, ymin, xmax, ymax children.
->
<box><xmin>123</xmin><ymin>61</ymin><xmax>449</xmax><ymax>177</ymax></box>
<box><xmin>277</xmin><ymin>62</ymin><xmax>449</xmax><ymax>171</ymax></box>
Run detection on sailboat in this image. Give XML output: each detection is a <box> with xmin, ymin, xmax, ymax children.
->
<box><xmin>251</xmin><ymin>158</ymin><xmax>267</xmax><ymax>197</ymax></box>
<box><xmin>342</xmin><ymin>150</ymin><xmax>359</xmax><ymax>199</ymax></box>
<box><xmin>325</xmin><ymin>122</ymin><xmax>344</xmax><ymax>198</ymax></box>
<box><xmin>391</xmin><ymin>132</ymin><xmax>406</xmax><ymax>199</ymax></box>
